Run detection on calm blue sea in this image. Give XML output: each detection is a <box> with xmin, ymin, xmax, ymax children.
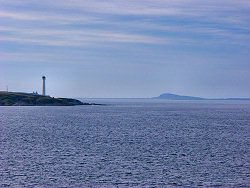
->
<box><xmin>0</xmin><ymin>99</ymin><xmax>250</xmax><ymax>187</ymax></box>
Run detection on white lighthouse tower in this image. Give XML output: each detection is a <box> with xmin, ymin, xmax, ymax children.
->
<box><xmin>42</xmin><ymin>76</ymin><xmax>46</xmax><ymax>96</ymax></box>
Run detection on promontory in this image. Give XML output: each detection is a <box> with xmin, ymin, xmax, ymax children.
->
<box><xmin>0</xmin><ymin>92</ymin><xmax>96</xmax><ymax>106</ymax></box>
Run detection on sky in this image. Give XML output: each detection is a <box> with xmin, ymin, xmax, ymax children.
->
<box><xmin>0</xmin><ymin>0</ymin><xmax>250</xmax><ymax>98</ymax></box>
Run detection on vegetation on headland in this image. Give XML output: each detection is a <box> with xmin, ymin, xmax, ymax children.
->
<box><xmin>0</xmin><ymin>92</ymin><xmax>97</xmax><ymax>106</ymax></box>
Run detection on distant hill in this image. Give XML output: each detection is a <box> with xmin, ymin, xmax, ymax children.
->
<box><xmin>154</xmin><ymin>93</ymin><xmax>204</xmax><ymax>100</ymax></box>
<box><xmin>0</xmin><ymin>92</ymin><xmax>96</xmax><ymax>106</ymax></box>
<box><xmin>154</xmin><ymin>93</ymin><xmax>250</xmax><ymax>101</ymax></box>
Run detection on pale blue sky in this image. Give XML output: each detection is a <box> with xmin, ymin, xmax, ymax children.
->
<box><xmin>0</xmin><ymin>0</ymin><xmax>250</xmax><ymax>98</ymax></box>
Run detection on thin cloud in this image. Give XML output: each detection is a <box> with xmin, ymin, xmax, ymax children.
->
<box><xmin>0</xmin><ymin>10</ymin><xmax>103</xmax><ymax>24</ymax></box>
<box><xmin>1</xmin><ymin>0</ymin><xmax>250</xmax><ymax>22</ymax></box>
<box><xmin>0</xmin><ymin>0</ymin><xmax>249</xmax><ymax>47</ymax></box>
<box><xmin>0</xmin><ymin>26</ymin><xmax>168</xmax><ymax>46</ymax></box>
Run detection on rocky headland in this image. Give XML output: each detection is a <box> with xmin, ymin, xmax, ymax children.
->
<box><xmin>0</xmin><ymin>92</ymin><xmax>99</xmax><ymax>106</ymax></box>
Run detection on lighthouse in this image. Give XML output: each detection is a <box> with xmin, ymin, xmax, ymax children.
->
<box><xmin>42</xmin><ymin>76</ymin><xmax>46</xmax><ymax>96</ymax></box>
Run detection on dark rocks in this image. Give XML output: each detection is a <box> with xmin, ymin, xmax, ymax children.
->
<box><xmin>0</xmin><ymin>92</ymin><xmax>97</xmax><ymax>106</ymax></box>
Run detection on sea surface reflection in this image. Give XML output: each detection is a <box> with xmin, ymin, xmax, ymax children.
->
<box><xmin>0</xmin><ymin>100</ymin><xmax>250</xmax><ymax>187</ymax></box>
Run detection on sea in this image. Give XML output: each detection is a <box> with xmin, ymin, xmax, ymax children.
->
<box><xmin>0</xmin><ymin>99</ymin><xmax>250</xmax><ymax>187</ymax></box>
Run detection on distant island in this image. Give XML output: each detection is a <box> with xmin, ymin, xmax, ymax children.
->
<box><xmin>0</xmin><ymin>92</ymin><xmax>99</xmax><ymax>106</ymax></box>
<box><xmin>155</xmin><ymin>93</ymin><xmax>204</xmax><ymax>100</ymax></box>
<box><xmin>154</xmin><ymin>93</ymin><xmax>250</xmax><ymax>101</ymax></box>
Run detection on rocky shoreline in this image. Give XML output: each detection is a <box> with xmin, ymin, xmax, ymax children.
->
<box><xmin>0</xmin><ymin>92</ymin><xmax>100</xmax><ymax>106</ymax></box>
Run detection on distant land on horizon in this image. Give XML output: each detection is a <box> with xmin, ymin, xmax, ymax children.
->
<box><xmin>154</xmin><ymin>93</ymin><xmax>250</xmax><ymax>101</ymax></box>
<box><xmin>0</xmin><ymin>91</ymin><xmax>101</xmax><ymax>106</ymax></box>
